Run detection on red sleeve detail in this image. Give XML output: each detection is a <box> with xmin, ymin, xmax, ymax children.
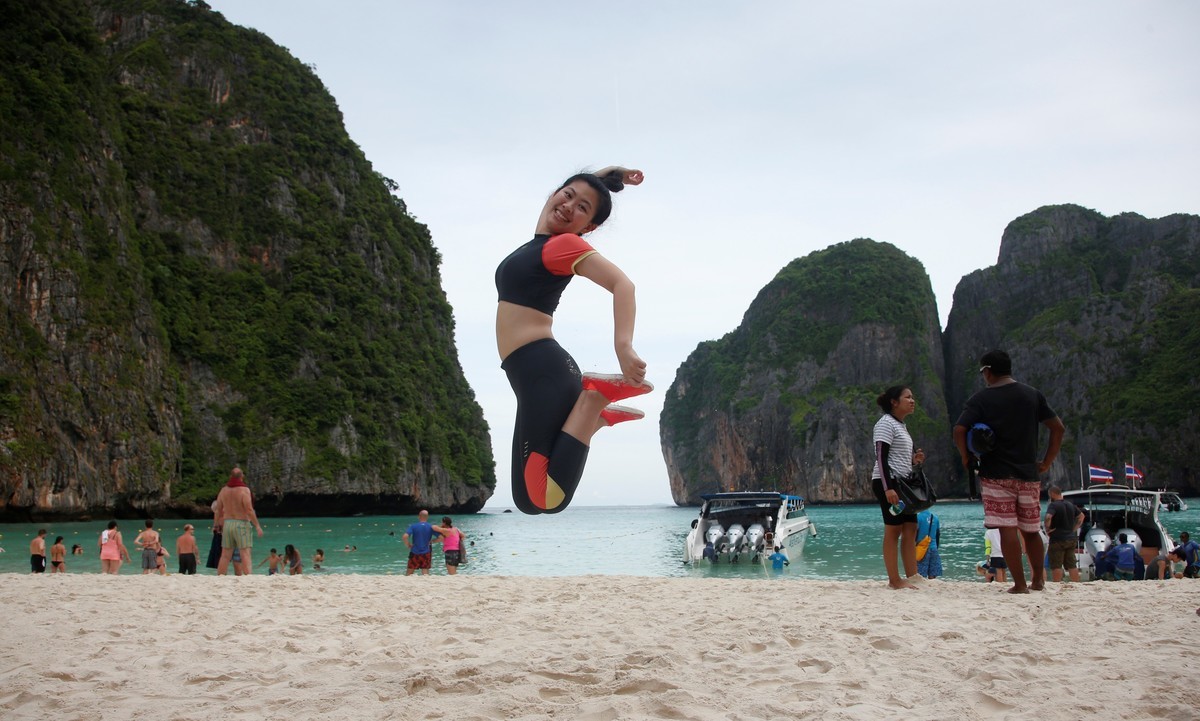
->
<box><xmin>542</xmin><ymin>233</ymin><xmax>597</xmax><ymax>276</ymax></box>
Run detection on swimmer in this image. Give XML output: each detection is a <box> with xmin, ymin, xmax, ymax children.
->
<box><xmin>496</xmin><ymin>167</ymin><xmax>652</xmax><ymax>514</ymax></box>
<box><xmin>50</xmin><ymin>536</ymin><xmax>66</xmax><ymax>573</ymax></box>
<box><xmin>284</xmin><ymin>544</ymin><xmax>302</xmax><ymax>575</ymax></box>
<box><xmin>313</xmin><ymin>548</ymin><xmax>324</xmax><ymax>569</ymax></box>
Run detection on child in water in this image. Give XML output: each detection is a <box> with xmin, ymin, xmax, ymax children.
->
<box><xmin>258</xmin><ymin>548</ymin><xmax>282</xmax><ymax>575</ymax></box>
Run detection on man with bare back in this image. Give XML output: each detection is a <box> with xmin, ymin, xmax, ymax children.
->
<box><xmin>134</xmin><ymin>520</ymin><xmax>161</xmax><ymax>575</ymax></box>
<box><xmin>213</xmin><ymin>467</ymin><xmax>263</xmax><ymax>576</ymax></box>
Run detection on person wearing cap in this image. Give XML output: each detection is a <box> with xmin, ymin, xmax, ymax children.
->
<box><xmin>176</xmin><ymin>523</ymin><xmax>199</xmax><ymax>575</ymax></box>
<box><xmin>953</xmin><ymin>349</ymin><xmax>1065</xmax><ymax>594</ymax></box>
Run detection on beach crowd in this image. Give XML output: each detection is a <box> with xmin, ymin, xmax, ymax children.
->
<box><xmin>16</xmin><ymin>467</ymin><xmax>471</xmax><ymax>578</ymax></box>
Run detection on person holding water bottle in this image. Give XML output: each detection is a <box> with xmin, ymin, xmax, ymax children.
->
<box><xmin>871</xmin><ymin>385</ymin><xmax>926</xmax><ymax>590</ymax></box>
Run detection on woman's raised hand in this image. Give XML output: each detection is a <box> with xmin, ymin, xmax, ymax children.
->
<box><xmin>596</xmin><ymin>166</ymin><xmax>644</xmax><ymax>186</ymax></box>
<box><xmin>618</xmin><ymin>346</ymin><xmax>648</xmax><ymax>386</ymax></box>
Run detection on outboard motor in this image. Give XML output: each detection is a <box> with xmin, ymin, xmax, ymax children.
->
<box><xmin>705</xmin><ymin>523</ymin><xmax>726</xmax><ymax>560</ymax></box>
<box><xmin>1115</xmin><ymin>528</ymin><xmax>1143</xmax><ymax>554</ymax></box>
<box><xmin>725</xmin><ymin>524</ymin><xmax>746</xmax><ymax>562</ymax></box>
<box><xmin>746</xmin><ymin>524</ymin><xmax>765</xmax><ymax>559</ymax></box>
<box><xmin>1084</xmin><ymin>528</ymin><xmax>1112</xmax><ymax>558</ymax></box>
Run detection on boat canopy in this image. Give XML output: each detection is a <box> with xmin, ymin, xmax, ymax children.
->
<box><xmin>1063</xmin><ymin>487</ymin><xmax>1161</xmax><ymax>513</ymax></box>
<box><xmin>700</xmin><ymin>492</ymin><xmax>804</xmax><ymax>503</ymax></box>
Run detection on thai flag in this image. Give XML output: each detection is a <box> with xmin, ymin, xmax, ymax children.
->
<box><xmin>1125</xmin><ymin>464</ymin><xmax>1144</xmax><ymax>482</ymax></box>
<box><xmin>1088</xmin><ymin>464</ymin><xmax>1114</xmax><ymax>483</ymax></box>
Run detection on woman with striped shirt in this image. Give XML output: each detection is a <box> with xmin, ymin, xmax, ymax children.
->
<box><xmin>871</xmin><ymin>385</ymin><xmax>926</xmax><ymax>590</ymax></box>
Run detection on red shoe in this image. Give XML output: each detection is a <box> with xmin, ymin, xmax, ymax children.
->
<box><xmin>600</xmin><ymin>404</ymin><xmax>645</xmax><ymax>426</ymax></box>
<box><xmin>582</xmin><ymin>373</ymin><xmax>654</xmax><ymax>402</ymax></box>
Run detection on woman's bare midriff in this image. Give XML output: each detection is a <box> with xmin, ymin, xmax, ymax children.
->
<box><xmin>496</xmin><ymin>301</ymin><xmax>554</xmax><ymax>360</ymax></box>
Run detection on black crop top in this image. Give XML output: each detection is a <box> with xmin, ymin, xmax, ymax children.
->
<box><xmin>495</xmin><ymin>233</ymin><xmax>597</xmax><ymax>316</ymax></box>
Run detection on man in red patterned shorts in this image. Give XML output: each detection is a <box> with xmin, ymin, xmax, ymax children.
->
<box><xmin>954</xmin><ymin>350</ymin><xmax>1065</xmax><ymax>594</ymax></box>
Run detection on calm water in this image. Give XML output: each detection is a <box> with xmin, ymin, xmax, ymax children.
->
<box><xmin>3</xmin><ymin>501</ymin><xmax>1197</xmax><ymax>580</ymax></box>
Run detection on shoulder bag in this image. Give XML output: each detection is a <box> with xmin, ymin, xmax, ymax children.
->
<box><xmin>893</xmin><ymin>465</ymin><xmax>937</xmax><ymax>513</ymax></box>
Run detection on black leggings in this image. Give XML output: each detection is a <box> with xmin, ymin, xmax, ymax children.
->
<box><xmin>503</xmin><ymin>339</ymin><xmax>590</xmax><ymax>514</ymax></box>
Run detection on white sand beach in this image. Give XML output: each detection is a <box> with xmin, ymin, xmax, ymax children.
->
<box><xmin>1</xmin><ymin>574</ymin><xmax>1196</xmax><ymax>721</ymax></box>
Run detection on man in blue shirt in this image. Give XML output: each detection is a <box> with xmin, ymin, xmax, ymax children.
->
<box><xmin>767</xmin><ymin>547</ymin><xmax>789</xmax><ymax>571</ymax></box>
<box><xmin>1176</xmin><ymin>532</ymin><xmax>1199</xmax><ymax>566</ymax></box>
<box><xmin>403</xmin><ymin>510</ymin><xmax>441</xmax><ymax>576</ymax></box>
<box><xmin>1108</xmin><ymin>533</ymin><xmax>1139</xmax><ymax>581</ymax></box>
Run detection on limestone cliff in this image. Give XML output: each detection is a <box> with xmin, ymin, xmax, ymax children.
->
<box><xmin>662</xmin><ymin>206</ymin><xmax>1200</xmax><ymax>505</ymax></box>
<box><xmin>0</xmin><ymin>0</ymin><xmax>495</xmax><ymax>519</ymax></box>
<box><xmin>660</xmin><ymin>240</ymin><xmax>950</xmax><ymax>505</ymax></box>
<box><xmin>944</xmin><ymin>205</ymin><xmax>1200</xmax><ymax>493</ymax></box>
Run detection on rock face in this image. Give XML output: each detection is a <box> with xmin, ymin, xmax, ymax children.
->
<box><xmin>0</xmin><ymin>0</ymin><xmax>495</xmax><ymax>520</ymax></box>
<box><xmin>944</xmin><ymin>205</ymin><xmax>1200</xmax><ymax>494</ymax></box>
<box><xmin>662</xmin><ymin>206</ymin><xmax>1200</xmax><ymax>504</ymax></box>
<box><xmin>660</xmin><ymin>240</ymin><xmax>950</xmax><ymax>505</ymax></box>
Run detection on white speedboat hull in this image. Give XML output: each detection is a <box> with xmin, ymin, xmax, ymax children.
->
<box><xmin>684</xmin><ymin>492</ymin><xmax>816</xmax><ymax>565</ymax></box>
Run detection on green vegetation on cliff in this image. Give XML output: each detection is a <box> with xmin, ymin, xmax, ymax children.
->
<box><xmin>945</xmin><ymin>204</ymin><xmax>1200</xmax><ymax>492</ymax></box>
<box><xmin>661</xmin><ymin>239</ymin><xmax>950</xmax><ymax>503</ymax></box>
<box><xmin>663</xmin><ymin>239</ymin><xmax>936</xmax><ymax>440</ymax></box>
<box><xmin>0</xmin><ymin>0</ymin><xmax>494</xmax><ymax>508</ymax></box>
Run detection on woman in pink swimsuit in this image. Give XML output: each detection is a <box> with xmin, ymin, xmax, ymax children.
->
<box><xmin>435</xmin><ymin>517</ymin><xmax>466</xmax><ymax>575</ymax></box>
<box><xmin>98</xmin><ymin>520</ymin><xmax>129</xmax><ymax>574</ymax></box>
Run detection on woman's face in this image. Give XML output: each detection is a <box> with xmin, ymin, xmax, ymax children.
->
<box><xmin>539</xmin><ymin>180</ymin><xmax>600</xmax><ymax>235</ymax></box>
<box><xmin>892</xmin><ymin>388</ymin><xmax>916</xmax><ymax>417</ymax></box>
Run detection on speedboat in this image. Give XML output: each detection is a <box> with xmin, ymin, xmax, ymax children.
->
<box><xmin>1061</xmin><ymin>485</ymin><xmax>1177</xmax><ymax>580</ymax></box>
<box><xmin>684</xmin><ymin>492</ymin><xmax>816</xmax><ymax>565</ymax></box>
<box><xmin>1158</xmin><ymin>492</ymin><xmax>1188</xmax><ymax>512</ymax></box>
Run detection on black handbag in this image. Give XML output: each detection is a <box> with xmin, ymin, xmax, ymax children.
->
<box><xmin>893</xmin><ymin>466</ymin><xmax>937</xmax><ymax>512</ymax></box>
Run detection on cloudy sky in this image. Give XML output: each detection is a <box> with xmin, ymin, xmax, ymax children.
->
<box><xmin>205</xmin><ymin>1</ymin><xmax>1198</xmax><ymax>508</ymax></box>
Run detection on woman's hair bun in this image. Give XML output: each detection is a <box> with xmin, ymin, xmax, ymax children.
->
<box><xmin>597</xmin><ymin>170</ymin><xmax>625</xmax><ymax>193</ymax></box>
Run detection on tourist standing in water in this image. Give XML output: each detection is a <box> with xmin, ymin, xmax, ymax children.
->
<box><xmin>871</xmin><ymin>385</ymin><xmax>926</xmax><ymax>590</ymax></box>
<box><xmin>214</xmin><ymin>467</ymin><xmax>264</xmax><ymax>576</ymax></box>
<box><xmin>434</xmin><ymin>517</ymin><xmax>466</xmax><ymax>575</ymax></box>
<box><xmin>495</xmin><ymin>167</ymin><xmax>653</xmax><ymax>514</ymax></box>
<box><xmin>98</xmin><ymin>521</ymin><xmax>130</xmax><ymax>574</ymax></box>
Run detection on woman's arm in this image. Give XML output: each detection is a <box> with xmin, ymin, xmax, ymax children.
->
<box><xmin>593</xmin><ymin>166</ymin><xmax>643</xmax><ymax>186</ymax></box>
<box><xmin>875</xmin><ymin>441</ymin><xmax>893</xmax><ymax>489</ymax></box>
<box><xmin>575</xmin><ymin>254</ymin><xmax>646</xmax><ymax>384</ymax></box>
<box><xmin>876</xmin><ymin>440</ymin><xmax>901</xmax><ymax>506</ymax></box>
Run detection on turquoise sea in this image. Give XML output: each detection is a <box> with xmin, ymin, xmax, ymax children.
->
<box><xmin>2</xmin><ymin>501</ymin><xmax>1197</xmax><ymax>580</ymax></box>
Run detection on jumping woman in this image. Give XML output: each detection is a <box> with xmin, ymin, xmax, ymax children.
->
<box><xmin>495</xmin><ymin>166</ymin><xmax>652</xmax><ymax>514</ymax></box>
